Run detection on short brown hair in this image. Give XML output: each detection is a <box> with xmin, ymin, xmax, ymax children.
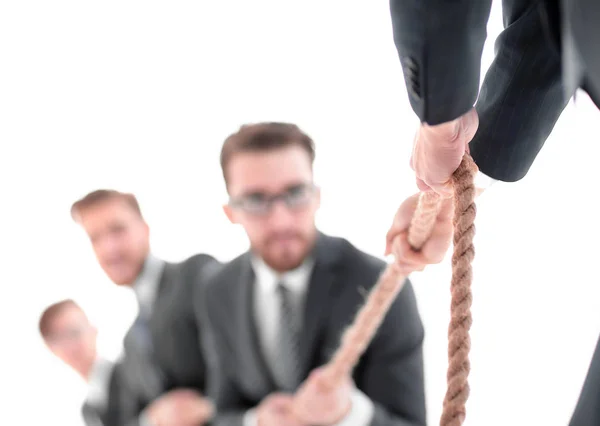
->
<box><xmin>220</xmin><ymin>122</ymin><xmax>316</xmax><ymax>187</ymax></box>
<box><xmin>70</xmin><ymin>189</ymin><xmax>142</xmax><ymax>221</ymax></box>
<box><xmin>39</xmin><ymin>299</ymin><xmax>81</xmax><ymax>338</ymax></box>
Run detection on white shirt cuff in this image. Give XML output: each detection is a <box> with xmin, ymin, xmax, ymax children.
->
<box><xmin>332</xmin><ymin>387</ymin><xmax>374</xmax><ymax>426</ymax></box>
<box><xmin>243</xmin><ymin>408</ymin><xmax>258</xmax><ymax>426</ymax></box>
<box><xmin>474</xmin><ymin>170</ymin><xmax>497</xmax><ymax>190</ymax></box>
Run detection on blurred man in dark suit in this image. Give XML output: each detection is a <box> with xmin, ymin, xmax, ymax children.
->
<box><xmin>200</xmin><ymin>122</ymin><xmax>427</xmax><ymax>426</ymax></box>
<box><xmin>71</xmin><ymin>190</ymin><xmax>217</xmax><ymax>426</ymax></box>
<box><xmin>39</xmin><ymin>299</ymin><xmax>127</xmax><ymax>426</ymax></box>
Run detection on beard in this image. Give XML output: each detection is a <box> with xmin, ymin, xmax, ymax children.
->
<box><xmin>256</xmin><ymin>231</ymin><xmax>316</xmax><ymax>273</ymax></box>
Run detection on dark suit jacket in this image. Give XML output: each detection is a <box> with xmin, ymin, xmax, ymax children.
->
<box><xmin>389</xmin><ymin>0</ymin><xmax>600</xmax><ymax>182</ymax></box>
<box><xmin>200</xmin><ymin>233</ymin><xmax>426</xmax><ymax>426</ymax></box>
<box><xmin>391</xmin><ymin>2</ymin><xmax>600</xmax><ymax>424</ymax></box>
<box><xmin>569</xmin><ymin>337</ymin><xmax>600</xmax><ymax>426</ymax></box>
<box><xmin>118</xmin><ymin>253</ymin><xmax>219</xmax><ymax>426</ymax></box>
<box><xmin>81</xmin><ymin>361</ymin><xmax>129</xmax><ymax>426</ymax></box>
<box><xmin>391</xmin><ymin>0</ymin><xmax>568</xmax><ymax>182</ymax></box>
<box><xmin>565</xmin><ymin>0</ymin><xmax>600</xmax><ymax>100</ymax></box>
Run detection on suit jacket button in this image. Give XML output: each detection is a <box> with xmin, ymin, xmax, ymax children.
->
<box><xmin>409</xmin><ymin>86</ymin><xmax>420</xmax><ymax>99</ymax></box>
<box><xmin>403</xmin><ymin>56</ymin><xmax>418</xmax><ymax>73</ymax></box>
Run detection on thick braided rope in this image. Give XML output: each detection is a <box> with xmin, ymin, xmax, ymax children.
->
<box><xmin>307</xmin><ymin>155</ymin><xmax>477</xmax><ymax>426</ymax></box>
<box><xmin>440</xmin><ymin>156</ymin><xmax>476</xmax><ymax>426</ymax></box>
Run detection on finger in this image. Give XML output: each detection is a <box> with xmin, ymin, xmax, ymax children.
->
<box><xmin>385</xmin><ymin>194</ymin><xmax>420</xmax><ymax>244</ymax></box>
<box><xmin>307</xmin><ymin>366</ymin><xmax>326</xmax><ymax>380</ymax></box>
<box><xmin>198</xmin><ymin>399</ymin><xmax>215</xmax><ymax>419</ymax></box>
<box><xmin>171</xmin><ymin>388</ymin><xmax>201</xmax><ymax>400</ymax></box>
<box><xmin>396</xmin><ymin>257</ymin><xmax>426</xmax><ymax>273</ymax></box>
<box><xmin>461</xmin><ymin>108</ymin><xmax>479</xmax><ymax>142</ymax></box>
<box><xmin>430</xmin><ymin>180</ymin><xmax>454</xmax><ymax>199</ymax></box>
<box><xmin>436</xmin><ymin>197</ymin><xmax>455</xmax><ymax>221</ymax></box>
<box><xmin>391</xmin><ymin>232</ymin><xmax>427</xmax><ymax>263</ymax></box>
<box><xmin>184</xmin><ymin>400</ymin><xmax>214</xmax><ymax>422</ymax></box>
<box><xmin>285</xmin><ymin>412</ymin><xmax>309</xmax><ymax>426</ymax></box>
<box><xmin>395</xmin><ymin>229</ymin><xmax>449</xmax><ymax>266</ymax></box>
<box><xmin>268</xmin><ymin>394</ymin><xmax>295</xmax><ymax>411</ymax></box>
<box><xmin>421</xmin><ymin>225</ymin><xmax>453</xmax><ymax>264</ymax></box>
<box><xmin>416</xmin><ymin>177</ymin><xmax>431</xmax><ymax>192</ymax></box>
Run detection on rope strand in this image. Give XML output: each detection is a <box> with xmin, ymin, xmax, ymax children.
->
<box><xmin>440</xmin><ymin>157</ymin><xmax>476</xmax><ymax>426</ymax></box>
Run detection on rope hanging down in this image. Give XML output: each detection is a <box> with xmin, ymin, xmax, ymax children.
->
<box><xmin>296</xmin><ymin>154</ymin><xmax>477</xmax><ymax>426</ymax></box>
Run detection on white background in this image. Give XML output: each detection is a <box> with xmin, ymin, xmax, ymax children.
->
<box><xmin>1</xmin><ymin>1</ymin><xmax>599</xmax><ymax>425</ymax></box>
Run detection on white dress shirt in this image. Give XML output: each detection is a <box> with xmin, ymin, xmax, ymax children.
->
<box><xmin>243</xmin><ymin>256</ymin><xmax>374</xmax><ymax>426</ymax></box>
<box><xmin>82</xmin><ymin>358</ymin><xmax>114</xmax><ymax>426</ymax></box>
<box><xmin>129</xmin><ymin>254</ymin><xmax>165</xmax><ymax>426</ymax></box>
<box><xmin>474</xmin><ymin>170</ymin><xmax>497</xmax><ymax>190</ymax></box>
<box><xmin>132</xmin><ymin>254</ymin><xmax>166</xmax><ymax>316</ymax></box>
<box><xmin>86</xmin><ymin>358</ymin><xmax>114</xmax><ymax>410</ymax></box>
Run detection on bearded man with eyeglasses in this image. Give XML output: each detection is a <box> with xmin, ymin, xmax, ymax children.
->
<box><xmin>198</xmin><ymin>122</ymin><xmax>427</xmax><ymax>426</ymax></box>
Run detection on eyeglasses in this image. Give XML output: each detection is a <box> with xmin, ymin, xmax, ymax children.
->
<box><xmin>229</xmin><ymin>183</ymin><xmax>316</xmax><ymax>216</ymax></box>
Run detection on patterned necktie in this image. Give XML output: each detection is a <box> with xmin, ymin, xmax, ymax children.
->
<box><xmin>129</xmin><ymin>311</ymin><xmax>153</xmax><ymax>354</ymax></box>
<box><xmin>123</xmin><ymin>306</ymin><xmax>164</xmax><ymax>401</ymax></box>
<box><xmin>272</xmin><ymin>281</ymin><xmax>302</xmax><ymax>392</ymax></box>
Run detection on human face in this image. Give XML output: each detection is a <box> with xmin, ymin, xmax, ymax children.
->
<box><xmin>77</xmin><ymin>198</ymin><xmax>149</xmax><ymax>285</ymax></box>
<box><xmin>45</xmin><ymin>306</ymin><xmax>97</xmax><ymax>378</ymax></box>
<box><xmin>224</xmin><ymin>145</ymin><xmax>320</xmax><ymax>272</ymax></box>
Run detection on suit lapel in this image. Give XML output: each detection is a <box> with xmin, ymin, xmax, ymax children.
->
<box><xmin>148</xmin><ymin>263</ymin><xmax>176</xmax><ymax>341</ymax></box>
<box><xmin>298</xmin><ymin>233</ymin><xmax>340</xmax><ymax>379</ymax></box>
<box><xmin>236</xmin><ymin>255</ymin><xmax>277</xmax><ymax>395</ymax></box>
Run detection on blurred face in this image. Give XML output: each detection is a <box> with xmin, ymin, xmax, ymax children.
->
<box><xmin>77</xmin><ymin>198</ymin><xmax>150</xmax><ymax>285</ymax></box>
<box><xmin>45</xmin><ymin>306</ymin><xmax>97</xmax><ymax>378</ymax></box>
<box><xmin>224</xmin><ymin>145</ymin><xmax>320</xmax><ymax>272</ymax></box>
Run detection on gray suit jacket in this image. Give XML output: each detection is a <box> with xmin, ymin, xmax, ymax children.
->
<box><xmin>81</xmin><ymin>362</ymin><xmax>129</xmax><ymax>426</ymax></box>
<box><xmin>118</xmin><ymin>253</ymin><xmax>219</xmax><ymax>426</ymax></box>
<box><xmin>199</xmin><ymin>232</ymin><xmax>426</xmax><ymax>426</ymax></box>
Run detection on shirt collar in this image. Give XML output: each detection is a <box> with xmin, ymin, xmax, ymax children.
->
<box><xmin>132</xmin><ymin>253</ymin><xmax>165</xmax><ymax>315</ymax></box>
<box><xmin>85</xmin><ymin>357</ymin><xmax>113</xmax><ymax>408</ymax></box>
<box><xmin>250</xmin><ymin>255</ymin><xmax>315</xmax><ymax>295</ymax></box>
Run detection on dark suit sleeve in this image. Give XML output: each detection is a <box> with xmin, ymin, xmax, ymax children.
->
<box><xmin>391</xmin><ymin>0</ymin><xmax>568</xmax><ymax>181</ymax></box>
<box><xmin>356</xmin><ymin>279</ymin><xmax>426</xmax><ymax>426</ymax></box>
<box><xmin>389</xmin><ymin>0</ymin><xmax>493</xmax><ymax>125</ymax></box>
<box><xmin>569</xmin><ymin>335</ymin><xmax>600</xmax><ymax>426</ymax></box>
<box><xmin>197</xmin><ymin>276</ymin><xmax>248</xmax><ymax>426</ymax></box>
<box><xmin>90</xmin><ymin>361</ymin><xmax>145</xmax><ymax>426</ymax></box>
<box><xmin>469</xmin><ymin>1</ymin><xmax>568</xmax><ymax>181</ymax></box>
<box><xmin>160</xmin><ymin>255</ymin><xmax>217</xmax><ymax>392</ymax></box>
<box><xmin>112</xmin><ymin>369</ymin><xmax>147</xmax><ymax>426</ymax></box>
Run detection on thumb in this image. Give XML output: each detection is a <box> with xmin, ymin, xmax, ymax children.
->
<box><xmin>425</xmin><ymin>117</ymin><xmax>462</xmax><ymax>141</ymax></box>
<box><xmin>189</xmin><ymin>399</ymin><xmax>215</xmax><ymax>419</ymax></box>
<box><xmin>416</xmin><ymin>177</ymin><xmax>431</xmax><ymax>192</ymax></box>
<box><xmin>307</xmin><ymin>366</ymin><xmax>328</xmax><ymax>382</ymax></box>
<box><xmin>460</xmin><ymin>108</ymin><xmax>479</xmax><ymax>143</ymax></box>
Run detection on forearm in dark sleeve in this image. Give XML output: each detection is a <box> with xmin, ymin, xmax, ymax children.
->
<box><xmin>389</xmin><ymin>0</ymin><xmax>493</xmax><ymax>125</ymax></box>
<box><xmin>469</xmin><ymin>1</ymin><xmax>568</xmax><ymax>181</ymax></box>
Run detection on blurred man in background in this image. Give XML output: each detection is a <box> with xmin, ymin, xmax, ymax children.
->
<box><xmin>39</xmin><ymin>299</ymin><xmax>127</xmax><ymax>426</ymax></box>
<box><xmin>71</xmin><ymin>189</ymin><xmax>217</xmax><ymax>426</ymax></box>
<box><xmin>200</xmin><ymin>122</ymin><xmax>427</xmax><ymax>426</ymax></box>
